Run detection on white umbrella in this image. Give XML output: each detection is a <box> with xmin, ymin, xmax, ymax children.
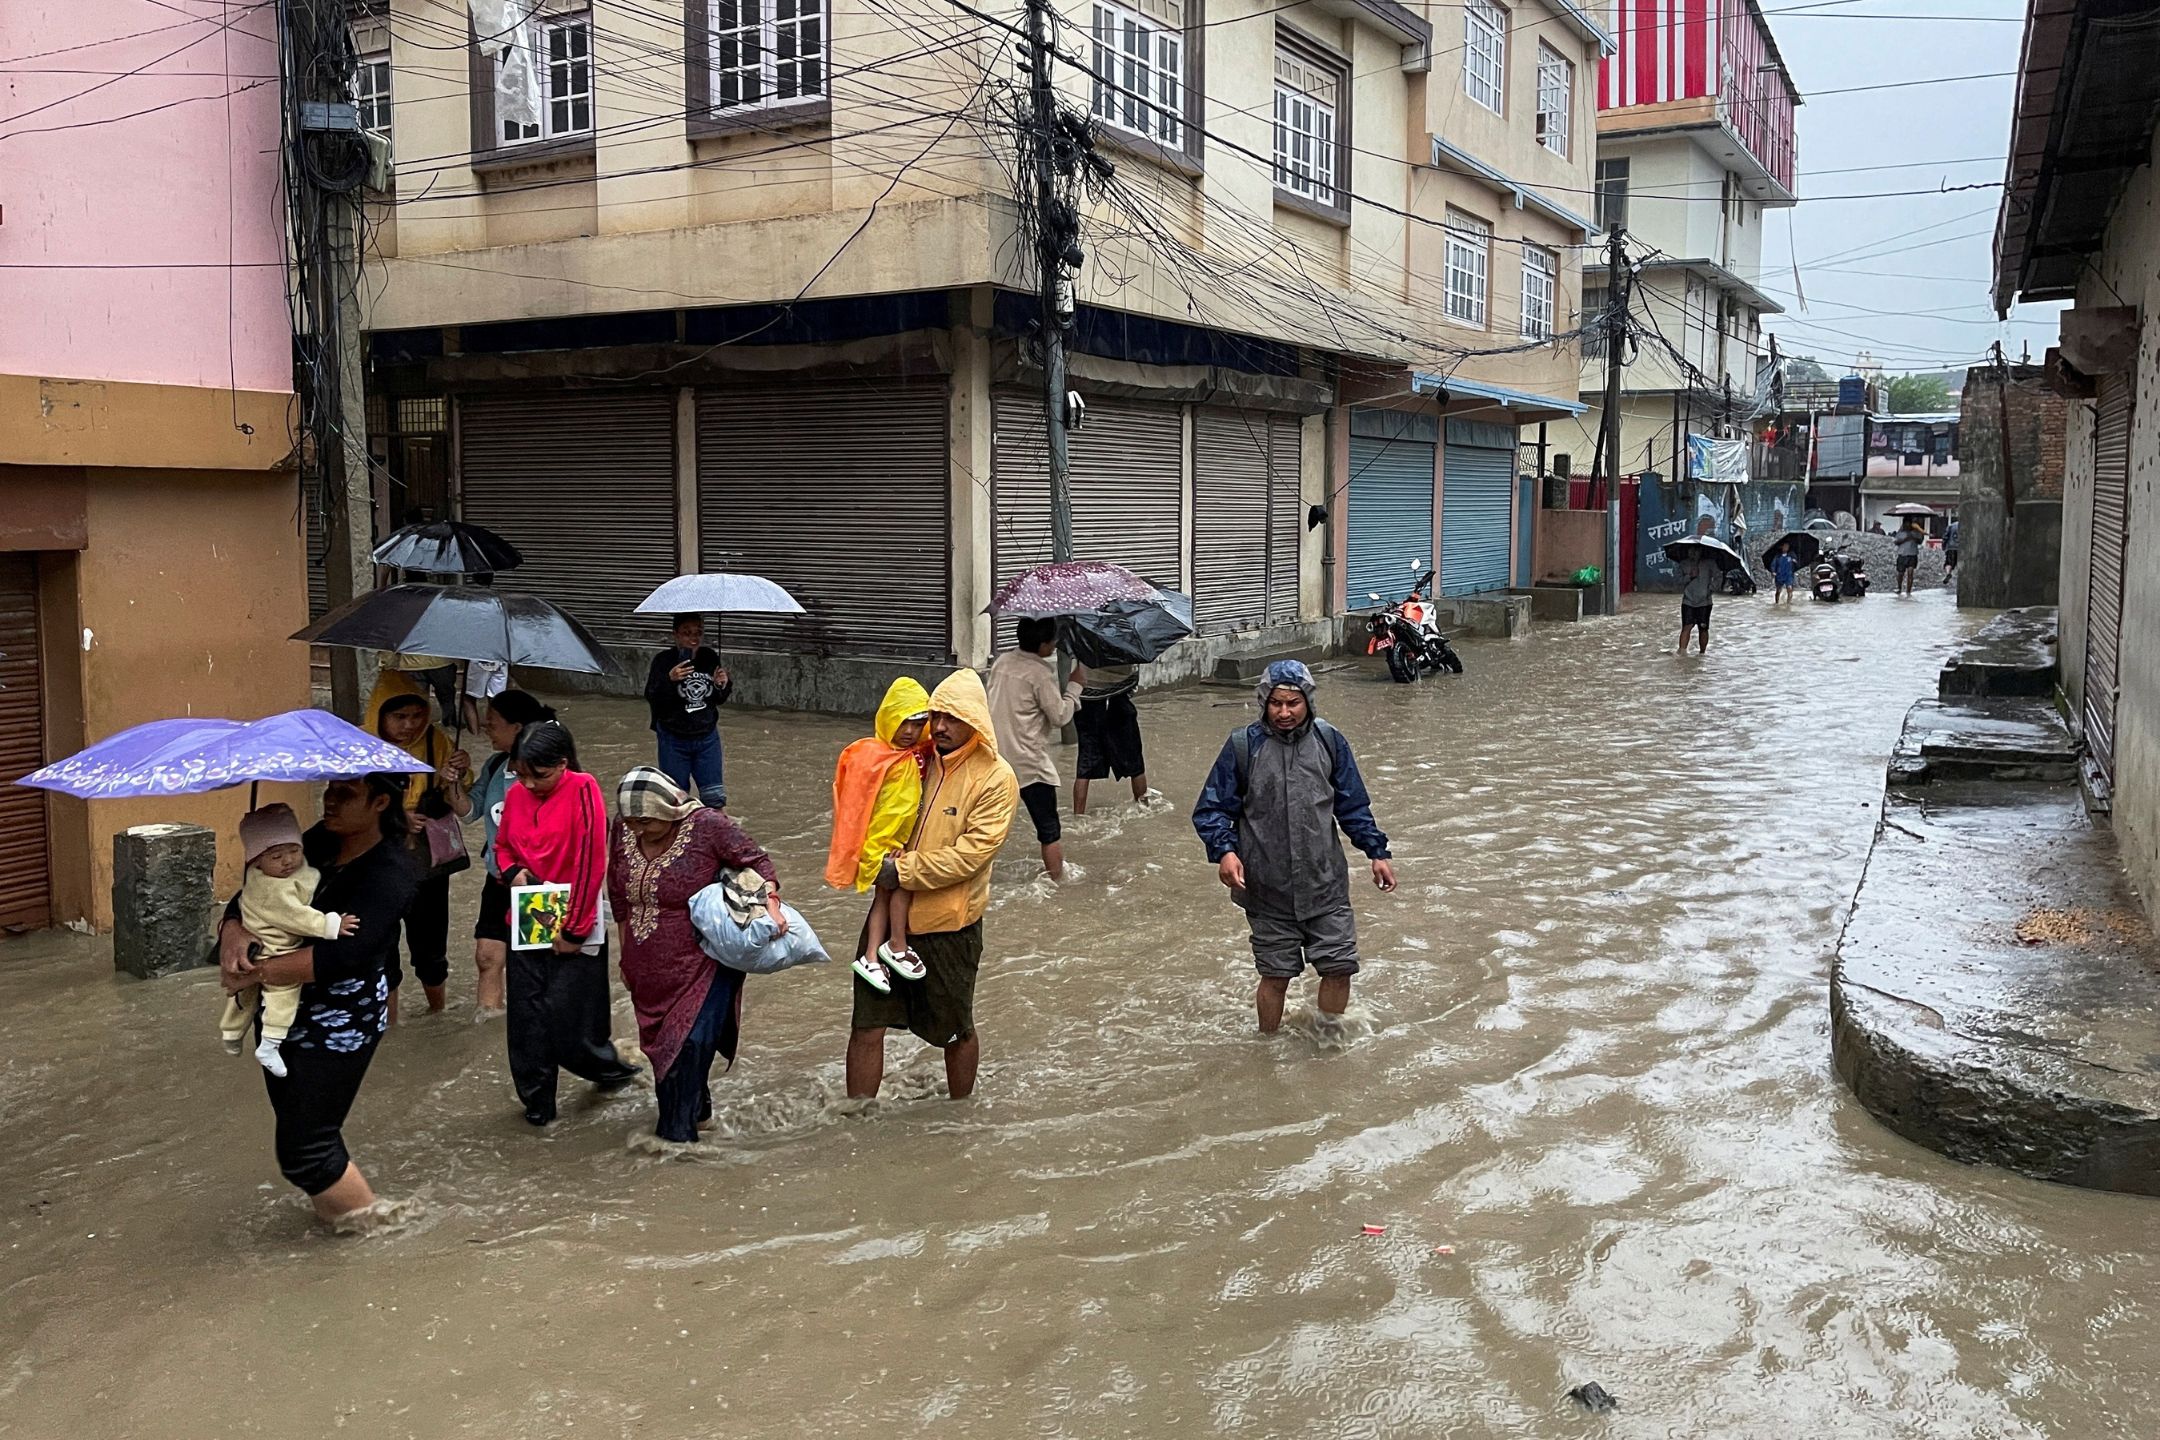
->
<box><xmin>1662</xmin><ymin>535</ymin><xmax>1745</xmax><ymax>572</ymax></box>
<box><xmin>635</xmin><ymin>573</ymin><xmax>807</xmax><ymax>617</ymax></box>
<box><xmin>1888</xmin><ymin>502</ymin><xmax>1938</xmax><ymax>517</ymax></box>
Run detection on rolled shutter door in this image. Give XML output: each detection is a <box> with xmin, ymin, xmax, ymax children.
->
<box><xmin>1194</xmin><ymin>407</ymin><xmax>1270</xmax><ymax>632</ymax></box>
<box><xmin>1268</xmin><ymin>412</ymin><xmax>1304</xmax><ymax>622</ymax></box>
<box><xmin>1347</xmin><ymin>422</ymin><xmax>1436</xmax><ymax>605</ymax></box>
<box><xmin>1441</xmin><ymin>424</ymin><xmax>1516</xmax><ymax>595</ymax></box>
<box><xmin>459</xmin><ymin>390</ymin><xmax>678</xmax><ymax>647</ymax></box>
<box><xmin>699</xmin><ymin>382</ymin><xmax>950</xmax><ymax>660</ymax></box>
<box><xmin>2086</xmin><ymin>372</ymin><xmax>2134</xmax><ymax>781</ymax></box>
<box><xmin>994</xmin><ymin>392</ymin><xmax>1182</xmax><ymax>636</ymax></box>
<box><xmin>0</xmin><ymin>557</ymin><xmax>49</xmax><ymax>930</ymax></box>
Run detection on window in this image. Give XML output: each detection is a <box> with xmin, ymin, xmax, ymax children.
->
<box><xmin>1272</xmin><ymin>37</ymin><xmax>1341</xmax><ymax>210</ymax></box>
<box><xmin>499</xmin><ymin>13</ymin><xmax>592</xmax><ymax>145</ymax></box>
<box><xmin>1090</xmin><ymin>0</ymin><xmax>1183</xmax><ymax>147</ymax></box>
<box><xmin>1444</xmin><ymin>211</ymin><xmax>1491</xmax><ymax>328</ymax></box>
<box><xmin>1463</xmin><ymin>0</ymin><xmax>1505</xmax><ymax>114</ymax></box>
<box><xmin>353</xmin><ymin>49</ymin><xmax>391</xmax><ymax>137</ymax></box>
<box><xmin>1534</xmin><ymin>43</ymin><xmax>1569</xmax><ymax>157</ymax></box>
<box><xmin>709</xmin><ymin>0</ymin><xmax>825</xmax><ymax>112</ymax></box>
<box><xmin>1595</xmin><ymin>156</ymin><xmax>1628</xmax><ymax>233</ymax></box>
<box><xmin>1582</xmin><ymin>283</ymin><xmax>1610</xmax><ymax>357</ymax></box>
<box><xmin>1520</xmin><ymin>247</ymin><xmax>1556</xmax><ymax>340</ymax></box>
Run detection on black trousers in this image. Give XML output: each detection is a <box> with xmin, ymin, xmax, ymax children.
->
<box><xmin>506</xmin><ymin>947</ymin><xmax>638</xmax><ymax>1123</ymax></box>
<box><xmin>653</xmin><ymin>967</ymin><xmax>742</xmax><ymax>1143</ymax></box>
<box><xmin>263</xmin><ymin>1035</ymin><xmax>380</xmax><ymax>1195</ymax></box>
<box><xmin>390</xmin><ymin>871</ymin><xmax>452</xmax><ymax>992</ymax></box>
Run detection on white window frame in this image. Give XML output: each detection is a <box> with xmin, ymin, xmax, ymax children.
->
<box><xmin>1534</xmin><ymin>42</ymin><xmax>1569</xmax><ymax>157</ymax></box>
<box><xmin>1595</xmin><ymin>156</ymin><xmax>1629</xmax><ymax>233</ymax></box>
<box><xmin>353</xmin><ymin>49</ymin><xmax>392</xmax><ymax>137</ymax></box>
<box><xmin>501</xmin><ymin>11</ymin><xmax>591</xmax><ymax>146</ymax></box>
<box><xmin>1520</xmin><ymin>246</ymin><xmax>1556</xmax><ymax>340</ymax></box>
<box><xmin>1272</xmin><ymin>57</ymin><xmax>1337</xmax><ymax>208</ymax></box>
<box><xmin>709</xmin><ymin>0</ymin><xmax>826</xmax><ymax>113</ymax></box>
<box><xmin>1090</xmin><ymin>0</ymin><xmax>1183</xmax><ymax>148</ymax></box>
<box><xmin>1463</xmin><ymin>0</ymin><xmax>1505</xmax><ymax>115</ymax></box>
<box><xmin>1444</xmin><ymin>212</ymin><xmax>1492</xmax><ymax>329</ymax></box>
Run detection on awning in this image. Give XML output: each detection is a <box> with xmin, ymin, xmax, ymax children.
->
<box><xmin>1412</xmin><ymin>372</ymin><xmax>1587</xmax><ymax>420</ymax></box>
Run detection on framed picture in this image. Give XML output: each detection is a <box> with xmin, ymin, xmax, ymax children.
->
<box><xmin>510</xmin><ymin>882</ymin><xmax>574</xmax><ymax>951</ymax></box>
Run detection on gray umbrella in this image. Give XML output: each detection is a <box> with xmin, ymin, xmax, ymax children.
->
<box><xmin>292</xmin><ymin>584</ymin><xmax>618</xmax><ymax>674</ymax></box>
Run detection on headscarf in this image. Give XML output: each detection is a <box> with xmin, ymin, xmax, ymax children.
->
<box><xmin>617</xmin><ymin>765</ymin><xmax>702</xmax><ymax>824</ymax></box>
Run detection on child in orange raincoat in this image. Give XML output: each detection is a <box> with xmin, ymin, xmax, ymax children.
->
<box><xmin>825</xmin><ymin>677</ymin><xmax>932</xmax><ymax>994</ymax></box>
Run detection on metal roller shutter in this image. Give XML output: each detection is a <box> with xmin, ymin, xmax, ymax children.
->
<box><xmin>1193</xmin><ymin>407</ymin><xmax>1269</xmax><ymax>632</ymax></box>
<box><xmin>459</xmin><ymin>390</ymin><xmax>678</xmax><ymax>647</ymax></box>
<box><xmin>1268</xmin><ymin>412</ymin><xmax>1304</xmax><ymax>622</ymax></box>
<box><xmin>994</xmin><ymin>391</ymin><xmax>1182</xmax><ymax>635</ymax></box>
<box><xmin>1441</xmin><ymin>420</ymin><xmax>1517</xmax><ymax>596</ymax></box>
<box><xmin>700</xmin><ymin>382</ymin><xmax>951</xmax><ymax>660</ymax></box>
<box><xmin>1347</xmin><ymin>414</ymin><xmax>1436</xmax><ymax>605</ymax></box>
<box><xmin>0</xmin><ymin>557</ymin><xmax>49</xmax><ymax>931</ymax></box>
<box><xmin>2086</xmin><ymin>371</ymin><xmax>2134</xmax><ymax>782</ymax></box>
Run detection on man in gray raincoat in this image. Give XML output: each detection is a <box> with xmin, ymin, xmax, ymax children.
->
<box><xmin>1191</xmin><ymin>660</ymin><xmax>1396</xmax><ymax>1032</ymax></box>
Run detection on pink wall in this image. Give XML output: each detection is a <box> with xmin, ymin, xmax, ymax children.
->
<box><xmin>0</xmin><ymin>0</ymin><xmax>290</xmax><ymax>394</ymax></box>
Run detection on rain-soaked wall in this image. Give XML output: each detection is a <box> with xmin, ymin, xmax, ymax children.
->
<box><xmin>1634</xmin><ymin>476</ymin><xmax>1805</xmax><ymax>591</ymax></box>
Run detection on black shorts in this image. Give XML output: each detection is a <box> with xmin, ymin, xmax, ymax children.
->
<box><xmin>1075</xmin><ymin>694</ymin><xmax>1146</xmax><ymax>781</ymax></box>
<box><xmin>474</xmin><ymin>871</ymin><xmax>511</xmax><ymax>944</ymax></box>
<box><xmin>1945</xmin><ymin>549</ymin><xmax>1959</xmax><ymax>567</ymax></box>
<box><xmin>851</xmin><ymin>921</ymin><xmax>983</xmax><ymax>1047</ymax></box>
<box><xmin>1896</xmin><ymin>554</ymin><xmax>1919</xmax><ymax>572</ymax></box>
<box><xmin>1681</xmin><ymin>602</ymin><xmax>1713</xmax><ymax>629</ymax></box>
<box><xmin>1019</xmin><ymin>782</ymin><xmax>1062</xmax><ymax>846</ymax></box>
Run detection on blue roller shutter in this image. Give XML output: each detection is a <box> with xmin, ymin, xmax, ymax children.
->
<box><xmin>1346</xmin><ymin>409</ymin><xmax>1436</xmax><ymax>605</ymax></box>
<box><xmin>1441</xmin><ymin>418</ymin><xmax>1517</xmax><ymax>596</ymax></box>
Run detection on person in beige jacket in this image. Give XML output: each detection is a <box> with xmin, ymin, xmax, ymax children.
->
<box><xmin>985</xmin><ymin>617</ymin><xmax>1085</xmax><ymax>880</ymax></box>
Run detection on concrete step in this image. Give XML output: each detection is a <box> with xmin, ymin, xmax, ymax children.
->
<box><xmin>1888</xmin><ymin>696</ymin><xmax>2077</xmax><ymax>787</ymax></box>
<box><xmin>1937</xmin><ymin>605</ymin><xmax>2059</xmax><ymax>698</ymax></box>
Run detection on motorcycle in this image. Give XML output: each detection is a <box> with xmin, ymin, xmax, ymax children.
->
<box><xmin>1839</xmin><ymin>551</ymin><xmax>1872</xmax><ymax>598</ymax></box>
<box><xmin>1810</xmin><ymin>557</ymin><xmax>1842</xmax><ymax>603</ymax></box>
<box><xmin>1810</xmin><ymin>550</ymin><xmax>1871</xmax><ymax>603</ymax></box>
<box><xmin>1365</xmin><ymin>564</ymin><xmax>1465</xmax><ymax>683</ymax></box>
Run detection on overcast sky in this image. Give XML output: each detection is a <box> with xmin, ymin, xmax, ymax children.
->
<box><xmin>1755</xmin><ymin>0</ymin><xmax>2061</xmax><ymax>381</ymax></box>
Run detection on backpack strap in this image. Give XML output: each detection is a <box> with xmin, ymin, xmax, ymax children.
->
<box><xmin>1232</xmin><ymin>719</ymin><xmax>1342</xmax><ymax>800</ymax></box>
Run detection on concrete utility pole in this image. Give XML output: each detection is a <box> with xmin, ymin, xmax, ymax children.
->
<box><xmin>1598</xmin><ymin>226</ymin><xmax>1630</xmax><ymax>617</ymax></box>
<box><xmin>1025</xmin><ymin>0</ymin><xmax>1075</xmax><ymax>565</ymax></box>
<box><xmin>327</xmin><ymin>191</ymin><xmax>374</xmax><ymax>717</ymax></box>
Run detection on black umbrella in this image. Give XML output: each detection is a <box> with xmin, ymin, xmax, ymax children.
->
<box><xmin>293</xmin><ymin>584</ymin><xmax>617</xmax><ymax>674</ymax></box>
<box><xmin>1762</xmin><ymin>531</ymin><xmax>1821</xmax><ymax>568</ymax></box>
<box><xmin>370</xmin><ymin>521</ymin><xmax>524</xmax><ymax>576</ymax></box>
<box><xmin>1058</xmin><ymin>588</ymin><xmax>1194</xmax><ymax>666</ymax></box>
<box><xmin>1662</xmin><ymin>535</ymin><xmax>1745</xmax><ymax>572</ymax></box>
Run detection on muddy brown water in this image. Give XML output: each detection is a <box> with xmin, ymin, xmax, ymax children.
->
<box><xmin>3</xmin><ymin>590</ymin><xmax>2153</xmax><ymax>1438</ymax></box>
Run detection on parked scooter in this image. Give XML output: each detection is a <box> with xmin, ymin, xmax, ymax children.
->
<box><xmin>1838</xmin><ymin>550</ymin><xmax>1872</xmax><ymax>597</ymax></box>
<box><xmin>1365</xmin><ymin>563</ymin><xmax>1465</xmax><ymax>683</ymax></box>
<box><xmin>1810</xmin><ymin>556</ymin><xmax>1843</xmax><ymax>603</ymax></box>
<box><xmin>1810</xmin><ymin>549</ymin><xmax>1871</xmax><ymax>603</ymax></box>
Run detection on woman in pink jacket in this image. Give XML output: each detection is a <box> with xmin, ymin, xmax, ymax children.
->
<box><xmin>492</xmin><ymin>720</ymin><xmax>639</xmax><ymax>1126</ymax></box>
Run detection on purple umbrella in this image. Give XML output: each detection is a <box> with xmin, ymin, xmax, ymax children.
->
<box><xmin>989</xmin><ymin>560</ymin><xmax>1158</xmax><ymax>618</ymax></box>
<box><xmin>17</xmin><ymin>709</ymin><xmax>434</xmax><ymax>800</ymax></box>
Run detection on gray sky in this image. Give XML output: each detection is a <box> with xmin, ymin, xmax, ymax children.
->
<box><xmin>1756</xmin><ymin>0</ymin><xmax>2061</xmax><ymax>382</ymax></box>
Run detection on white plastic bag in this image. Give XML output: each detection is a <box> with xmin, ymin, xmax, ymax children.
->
<box><xmin>688</xmin><ymin>884</ymin><xmax>830</xmax><ymax>975</ymax></box>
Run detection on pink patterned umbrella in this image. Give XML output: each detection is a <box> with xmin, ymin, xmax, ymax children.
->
<box><xmin>988</xmin><ymin>560</ymin><xmax>1158</xmax><ymax>618</ymax></box>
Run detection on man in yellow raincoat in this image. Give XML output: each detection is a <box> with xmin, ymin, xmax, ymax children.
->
<box><xmin>845</xmin><ymin>668</ymin><xmax>1017</xmax><ymax>1101</ymax></box>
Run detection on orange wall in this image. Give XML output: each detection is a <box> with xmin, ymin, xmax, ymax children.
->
<box><xmin>39</xmin><ymin>468</ymin><xmax>313</xmax><ymax>929</ymax></box>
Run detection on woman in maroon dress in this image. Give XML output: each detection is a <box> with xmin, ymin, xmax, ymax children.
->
<box><xmin>607</xmin><ymin>767</ymin><xmax>780</xmax><ymax>1142</ymax></box>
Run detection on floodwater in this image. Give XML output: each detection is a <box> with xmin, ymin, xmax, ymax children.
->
<box><xmin>3</xmin><ymin>589</ymin><xmax>2154</xmax><ymax>1439</ymax></box>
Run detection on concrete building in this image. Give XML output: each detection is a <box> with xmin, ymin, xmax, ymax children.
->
<box><xmin>1571</xmin><ymin>0</ymin><xmax>1798</xmax><ymax>491</ymax></box>
<box><xmin>1955</xmin><ymin>362</ymin><xmax>2066</xmax><ymax>609</ymax></box>
<box><xmin>347</xmin><ymin>0</ymin><xmax>1611</xmax><ymax>705</ymax></box>
<box><xmin>0</xmin><ymin>3</ymin><xmax>306</xmax><ymax>933</ymax></box>
<box><xmin>1993</xmin><ymin>0</ymin><xmax>2160</xmax><ymax>897</ymax></box>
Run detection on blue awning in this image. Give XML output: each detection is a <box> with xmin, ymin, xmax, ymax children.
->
<box><xmin>1411</xmin><ymin>372</ymin><xmax>1587</xmax><ymax>417</ymax></box>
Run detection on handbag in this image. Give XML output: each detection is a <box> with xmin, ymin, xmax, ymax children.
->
<box><xmin>420</xmin><ymin>809</ymin><xmax>471</xmax><ymax>878</ymax></box>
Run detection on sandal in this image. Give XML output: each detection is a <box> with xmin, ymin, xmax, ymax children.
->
<box><xmin>852</xmin><ymin>953</ymin><xmax>893</xmax><ymax>994</ymax></box>
<box><xmin>878</xmin><ymin>943</ymin><xmax>927</xmax><ymax>982</ymax></box>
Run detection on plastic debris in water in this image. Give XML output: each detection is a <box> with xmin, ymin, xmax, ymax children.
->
<box><xmin>1361</xmin><ymin>1224</ymin><xmax>1387</xmax><ymax>1236</ymax></box>
<box><xmin>1432</xmin><ymin>1244</ymin><xmax>1455</xmax><ymax>1255</ymax></box>
<box><xmin>1567</xmin><ymin>1382</ymin><xmax>1619</xmax><ymax>1414</ymax></box>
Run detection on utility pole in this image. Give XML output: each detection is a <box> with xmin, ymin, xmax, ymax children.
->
<box><xmin>1598</xmin><ymin>226</ymin><xmax>1629</xmax><ymax>617</ymax></box>
<box><xmin>280</xmin><ymin>0</ymin><xmax>375</xmax><ymax>716</ymax></box>
<box><xmin>1024</xmin><ymin>0</ymin><xmax>1075</xmax><ymax>565</ymax></box>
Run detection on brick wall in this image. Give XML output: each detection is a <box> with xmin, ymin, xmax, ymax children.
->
<box><xmin>1961</xmin><ymin>363</ymin><xmax>2069</xmax><ymax>501</ymax></box>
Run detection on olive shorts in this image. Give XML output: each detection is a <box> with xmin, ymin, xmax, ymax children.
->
<box><xmin>851</xmin><ymin>921</ymin><xmax>983</xmax><ymax>1047</ymax></box>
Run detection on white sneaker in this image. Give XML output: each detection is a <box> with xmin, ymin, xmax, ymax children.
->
<box><xmin>878</xmin><ymin>943</ymin><xmax>927</xmax><ymax>982</ymax></box>
<box><xmin>255</xmin><ymin>1036</ymin><xmax>288</xmax><ymax>1078</ymax></box>
<box><xmin>852</xmin><ymin>954</ymin><xmax>893</xmax><ymax>994</ymax></box>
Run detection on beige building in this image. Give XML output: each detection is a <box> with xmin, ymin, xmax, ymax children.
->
<box><xmin>1994</xmin><ymin>0</ymin><xmax>2160</xmax><ymax>903</ymax></box>
<box><xmin>350</xmin><ymin>0</ymin><xmax>1609</xmax><ymax>702</ymax></box>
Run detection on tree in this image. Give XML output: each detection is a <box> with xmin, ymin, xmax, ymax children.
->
<box><xmin>1886</xmin><ymin>373</ymin><xmax>1954</xmax><ymax>414</ymax></box>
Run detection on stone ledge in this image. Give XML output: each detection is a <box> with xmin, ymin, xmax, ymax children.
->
<box><xmin>1831</xmin><ymin>782</ymin><xmax>2160</xmax><ymax>1196</ymax></box>
<box><xmin>1938</xmin><ymin>605</ymin><xmax>2058</xmax><ymax>697</ymax></box>
<box><xmin>1888</xmin><ymin>697</ymin><xmax>2077</xmax><ymax>787</ymax></box>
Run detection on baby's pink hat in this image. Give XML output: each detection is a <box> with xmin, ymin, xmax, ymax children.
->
<box><xmin>239</xmin><ymin>804</ymin><xmax>304</xmax><ymax>865</ymax></box>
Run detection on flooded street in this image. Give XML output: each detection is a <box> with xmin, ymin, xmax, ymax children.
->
<box><xmin>5</xmin><ymin>589</ymin><xmax>2155</xmax><ymax>1438</ymax></box>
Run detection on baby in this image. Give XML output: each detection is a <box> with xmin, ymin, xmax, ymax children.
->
<box><xmin>217</xmin><ymin>804</ymin><xmax>358</xmax><ymax>1077</ymax></box>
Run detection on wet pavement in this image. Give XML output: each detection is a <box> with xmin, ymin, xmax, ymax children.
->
<box><xmin>5</xmin><ymin>586</ymin><xmax>2157</xmax><ymax>1438</ymax></box>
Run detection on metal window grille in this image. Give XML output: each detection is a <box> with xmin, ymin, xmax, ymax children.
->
<box><xmin>711</xmin><ymin>0</ymin><xmax>825</xmax><ymax>110</ymax></box>
<box><xmin>1271</xmin><ymin>75</ymin><xmax>1335</xmax><ymax>205</ymax></box>
<box><xmin>1445</xmin><ymin>213</ymin><xmax>1490</xmax><ymax>328</ymax></box>
<box><xmin>1520</xmin><ymin>247</ymin><xmax>1555</xmax><ymax>340</ymax></box>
